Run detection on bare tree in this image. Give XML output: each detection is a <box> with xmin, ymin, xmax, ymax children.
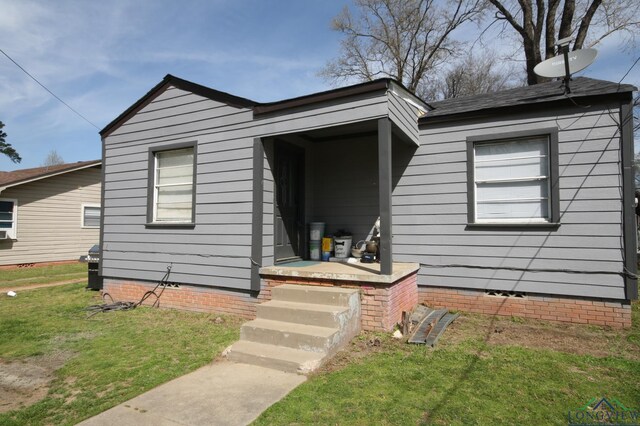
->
<box><xmin>0</xmin><ymin>121</ymin><xmax>21</xmax><ymax>164</ymax></box>
<box><xmin>487</xmin><ymin>0</ymin><xmax>640</xmax><ymax>85</ymax></box>
<box><xmin>425</xmin><ymin>52</ymin><xmax>522</xmax><ymax>100</ymax></box>
<box><xmin>321</xmin><ymin>0</ymin><xmax>485</xmax><ymax>98</ymax></box>
<box><xmin>43</xmin><ymin>150</ymin><xmax>64</xmax><ymax>166</ymax></box>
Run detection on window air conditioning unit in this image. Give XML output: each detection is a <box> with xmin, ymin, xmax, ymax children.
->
<box><xmin>0</xmin><ymin>230</ymin><xmax>8</xmax><ymax>240</ymax></box>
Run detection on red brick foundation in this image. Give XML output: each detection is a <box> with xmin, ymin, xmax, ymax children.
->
<box><xmin>104</xmin><ymin>271</ymin><xmax>419</xmax><ymax>332</ymax></box>
<box><xmin>419</xmin><ymin>286</ymin><xmax>632</xmax><ymax>328</ymax></box>
<box><xmin>261</xmin><ymin>272</ymin><xmax>418</xmax><ymax>331</ymax></box>
<box><xmin>103</xmin><ymin>279</ymin><xmax>260</xmax><ymax>319</ymax></box>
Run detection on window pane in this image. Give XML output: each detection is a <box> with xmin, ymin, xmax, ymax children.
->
<box><xmin>157</xmin><ymin>149</ymin><xmax>193</xmax><ymax>168</ymax></box>
<box><xmin>476</xmin><ymin>156</ymin><xmax>548</xmax><ymax>181</ymax></box>
<box><xmin>0</xmin><ymin>201</ymin><xmax>13</xmax><ymax>216</ymax></box>
<box><xmin>0</xmin><ymin>222</ymin><xmax>11</xmax><ymax>229</ymax></box>
<box><xmin>0</xmin><ymin>212</ymin><xmax>12</xmax><ymax>221</ymax></box>
<box><xmin>477</xmin><ymin>199</ymin><xmax>549</xmax><ymax>220</ymax></box>
<box><xmin>156</xmin><ymin>185</ymin><xmax>192</xmax><ymax>221</ymax></box>
<box><xmin>477</xmin><ymin>180</ymin><xmax>548</xmax><ymax>202</ymax></box>
<box><xmin>475</xmin><ymin>137</ymin><xmax>547</xmax><ymax>160</ymax></box>
<box><xmin>84</xmin><ymin>207</ymin><xmax>100</xmax><ymax>227</ymax></box>
<box><xmin>157</xmin><ymin>165</ymin><xmax>193</xmax><ymax>185</ymax></box>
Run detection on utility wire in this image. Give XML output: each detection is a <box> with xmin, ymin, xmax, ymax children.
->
<box><xmin>618</xmin><ymin>55</ymin><xmax>640</xmax><ymax>85</ymax></box>
<box><xmin>0</xmin><ymin>48</ymin><xmax>100</xmax><ymax>130</ymax></box>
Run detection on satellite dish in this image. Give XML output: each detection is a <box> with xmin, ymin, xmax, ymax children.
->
<box><xmin>534</xmin><ymin>48</ymin><xmax>598</xmax><ymax>78</ymax></box>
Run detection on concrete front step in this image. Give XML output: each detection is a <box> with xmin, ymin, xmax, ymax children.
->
<box><xmin>240</xmin><ymin>318</ymin><xmax>339</xmax><ymax>353</ymax></box>
<box><xmin>256</xmin><ymin>300</ymin><xmax>348</xmax><ymax>328</ymax></box>
<box><xmin>226</xmin><ymin>284</ymin><xmax>361</xmax><ymax>374</ymax></box>
<box><xmin>224</xmin><ymin>340</ymin><xmax>325</xmax><ymax>374</ymax></box>
<box><xmin>271</xmin><ymin>284</ymin><xmax>359</xmax><ymax>307</ymax></box>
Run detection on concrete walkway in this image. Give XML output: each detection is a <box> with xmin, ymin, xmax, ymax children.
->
<box><xmin>78</xmin><ymin>361</ymin><xmax>306</xmax><ymax>426</ymax></box>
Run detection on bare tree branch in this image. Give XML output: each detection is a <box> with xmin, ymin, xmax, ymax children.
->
<box><xmin>321</xmin><ymin>0</ymin><xmax>485</xmax><ymax>97</ymax></box>
<box><xmin>487</xmin><ymin>0</ymin><xmax>640</xmax><ymax>85</ymax></box>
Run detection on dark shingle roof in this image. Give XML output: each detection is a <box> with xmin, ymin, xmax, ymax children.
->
<box><xmin>421</xmin><ymin>77</ymin><xmax>636</xmax><ymax>123</ymax></box>
<box><xmin>0</xmin><ymin>160</ymin><xmax>101</xmax><ymax>189</ymax></box>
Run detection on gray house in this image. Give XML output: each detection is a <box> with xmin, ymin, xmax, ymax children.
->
<box><xmin>100</xmin><ymin>75</ymin><xmax>636</xmax><ymax>329</ymax></box>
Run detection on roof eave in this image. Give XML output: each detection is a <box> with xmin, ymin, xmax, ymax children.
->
<box><xmin>0</xmin><ymin>160</ymin><xmax>102</xmax><ymax>191</ymax></box>
<box><xmin>419</xmin><ymin>90</ymin><xmax>634</xmax><ymax>126</ymax></box>
<box><xmin>100</xmin><ymin>74</ymin><xmax>257</xmax><ymax>138</ymax></box>
<box><xmin>253</xmin><ymin>78</ymin><xmax>394</xmax><ymax>116</ymax></box>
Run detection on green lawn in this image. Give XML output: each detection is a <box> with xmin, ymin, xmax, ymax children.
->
<box><xmin>255</xmin><ymin>304</ymin><xmax>640</xmax><ymax>425</ymax></box>
<box><xmin>0</xmin><ymin>262</ymin><xmax>87</xmax><ymax>288</ymax></box>
<box><xmin>0</xmin><ymin>282</ymin><xmax>241</xmax><ymax>425</ymax></box>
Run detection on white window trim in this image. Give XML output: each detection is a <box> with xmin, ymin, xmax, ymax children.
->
<box><xmin>473</xmin><ymin>137</ymin><xmax>552</xmax><ymax>225</ymax></box>
<box><xmin>81</xmin><ymin>203</ymin><xmax>101</xmax><ymax>229</ymax></box>
<box><xmin>0</xmin><ymin>198</ymin><xmax>18</xmax><ymax>240</ymax></box>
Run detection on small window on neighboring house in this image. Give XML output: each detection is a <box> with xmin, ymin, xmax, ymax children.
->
<box><xmin>468</xmin><ymin>130</ymin><xmax>559</xmax><ymax>225</ymax></box>
<box><xmin>0</xmin><ymin>199</ymin><xmax>17</xmax><ymax>239</ymax></box>
<box><xmin>82</xmin><ymin>205</ymin><xmax>101</xmax><ymax>228</ymax></box>
<box><xmin>149</xmin><ymin>145</ymin><xmax>196</xmax><ymax>224</ymax></box>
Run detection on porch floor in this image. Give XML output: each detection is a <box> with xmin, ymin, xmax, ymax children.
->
<box><xmin>259</xmin><ymin>261</ymin><xmax>419</xmax><ymax>284</ymax></box>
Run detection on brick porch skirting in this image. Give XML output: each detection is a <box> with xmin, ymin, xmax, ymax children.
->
<box><xmin>419</xmin><ymin>286</ymin><xmax>632</xmax><ymax>328</ymax></box>
<box><xmin>261</xmin><ymin>272</ymin><xmax>418</xmax><ymax>331</ymax></box>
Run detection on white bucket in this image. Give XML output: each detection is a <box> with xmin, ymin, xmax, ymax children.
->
<box><xmin>309</xmin><ymin>222</ymin><xmax>325</xmax><ymax>241</ymax></box>
<box><xmin>333</xmin><ymin>236</ymin><xmax>352</xmax><ymax>258</ymax></box>
<box><xmin>310</xmin><ymin>240</ymin><xmax>321</xmax><ymax>260</ymax></box>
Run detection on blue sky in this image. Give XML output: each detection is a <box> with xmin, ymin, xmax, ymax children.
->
<box><xmin>0</xmin><ymin>0</ymin><xmax>637</xmax><ymax>171</ymax></box>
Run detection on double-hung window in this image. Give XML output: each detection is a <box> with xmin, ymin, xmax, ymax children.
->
<box><xmin>468</xmin><ymin>129</ymin><xmax>559</xmax><ymax>225</ymax></box>
<box><xmin>148</xmin><ymin>144</ymin><xmax>196</xmax><ymax>225</ymax></box>
<box><xmin>0</xmin><ymin>198</ymin><xmax>17</xmax><ymax>239</ymax></box>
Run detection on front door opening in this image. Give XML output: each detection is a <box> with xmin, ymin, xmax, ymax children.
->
<box><xmin>274</xmin><ymin>142</ymin><xmax>304</xmax><ymax>263</ymax></box>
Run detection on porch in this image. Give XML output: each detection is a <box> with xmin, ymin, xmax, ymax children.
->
<box><xmin>260</xmin><ymin>261</ymin><xmax>420</xmax><ymax>331</ymax></box>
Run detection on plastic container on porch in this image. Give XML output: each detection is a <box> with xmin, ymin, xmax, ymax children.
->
<box><xmin>310</xmin><ymin>240</ymin><xmax>322</xmax><ymax>260</ymax></box>
<box><xmin>334</xmin><ymin>236</ymin><xmax>352</xmax><ymax>258</ymax></box>
<box><xmin>321</xmin><ymin>237</ymin><xmax>333</xmax><ymax>261</ymax></box>
<box><xmin>309</xmin><ymin>222</ymin><xmax>325</xmax><ymax>242</ymax></box>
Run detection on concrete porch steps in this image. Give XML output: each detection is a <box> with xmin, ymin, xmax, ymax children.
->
<box><xmin>227</xmin><ymin>340</ymin><xmax>325</xmax><ymax>374</ymax></box>
<box><xmin>225</xmin><ymin>285</ymin><xmax>361</xmax><ymax>374</ymax></box>
<box><xmin>256</xmin><ymin>300</ymin><xmax>346</xmax><ymax>327</ymax></box>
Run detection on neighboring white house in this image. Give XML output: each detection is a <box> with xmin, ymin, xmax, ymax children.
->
<box><xmin>0</xmin><ymin>160</ymin><xmax>102</xmax><ymax>266</ymax></box>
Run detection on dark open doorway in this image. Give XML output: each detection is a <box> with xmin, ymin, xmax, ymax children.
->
<box><xmin>274</xmin><ymin>141</ymin><xmax>305</xmax><ymax>263</ymax></box>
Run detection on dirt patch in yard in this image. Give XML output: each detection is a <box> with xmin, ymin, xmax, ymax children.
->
<box><xmin>0</xmin><ymin>352</ymin><xmax>73</xmax><ymax>413</ymax></box>
<box><xmin>442</xmin><ymin>313</ymin><xmax>640</xmax><ymax>360</ymax></box>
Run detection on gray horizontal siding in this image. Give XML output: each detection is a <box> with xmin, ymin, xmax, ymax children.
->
<box><xmin>404</xmin><ymin>103</ymin><xmax>626</xmax><ymax>299</ymax></box>
<box><xmin>387</xmin><ymin>91</ymin><xmax>419</xmax><ymax>143</ymax></box>
<box><xmin>103</xmin><ymin>83</ymin><xmax>391</xmax><ymax>290</ymax></box>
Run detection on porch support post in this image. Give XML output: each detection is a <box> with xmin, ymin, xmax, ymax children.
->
<box><xmin>250</xmin><ymin>138</ymin><xmax>264</xmax><ymax>293</ymax></box>
<box><xmin>378</xmin><ymin>118</ymin><xmax>393</xmax><ymax>275</ymax></box>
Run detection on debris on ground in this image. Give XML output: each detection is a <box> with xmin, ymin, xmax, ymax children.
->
<box><xmin>6</xmin><ymin>291</ymin><xmax>16</xmax><ymax>297</ymax></box>
<box><xmin>367</xmin><ymin>337</ymin><xmax>381</xmax><ymax>347</ymax></box>
<box><xmin>392</xmin><ymin>330</ymin><xmax>403</xmax><ymax>339</ymax></box>
<box><xmin>404</xmin><ymin>305</ymin><xmax>459</xmax><ymax>347</ymax></box>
